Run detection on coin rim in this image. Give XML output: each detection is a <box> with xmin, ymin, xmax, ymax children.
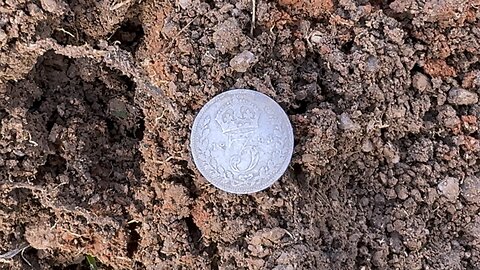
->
<box><xmin>190</xmin><ymin>89</ymin><xmax>294</xmax><ymax>194</ymax></box>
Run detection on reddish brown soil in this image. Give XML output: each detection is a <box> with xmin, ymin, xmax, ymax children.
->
<box><xmin>1</xmin><ymin>0</ymin><xmax>480</xmax><ymax>269</ymax></box>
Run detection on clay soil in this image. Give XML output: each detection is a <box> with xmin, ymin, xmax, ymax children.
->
<box><xmin>1</xmin><ymin>0</ymin><xmax>480</xmax><ymax>269</ymax></box>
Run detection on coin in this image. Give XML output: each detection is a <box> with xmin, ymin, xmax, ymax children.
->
<box><xmin>190</xmin><ymin>89</ymin><xmax>294</xmax><ymax>194</ymax></box>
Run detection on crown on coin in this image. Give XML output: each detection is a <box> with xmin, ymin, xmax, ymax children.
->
<box><xmin>216</xmin><ymin>99</ymin><xmax>260</xmax><ymax>134</ymax></box>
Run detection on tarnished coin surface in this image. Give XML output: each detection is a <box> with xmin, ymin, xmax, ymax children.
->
<box><xmin>190</xmin><ymin>89</ymin><xmax>294</xmax><ymax>194</ymax></box>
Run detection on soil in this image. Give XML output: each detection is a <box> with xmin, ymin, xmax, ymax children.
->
<box><xmin>1</xmin><ymin>0</ymin><xmax>480</xmax><ymax>269</ymax></box>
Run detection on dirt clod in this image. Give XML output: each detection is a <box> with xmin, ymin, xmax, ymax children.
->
<box><xmin>448</xmin><ymin>87</ymin><xmax>479</xmax><ymax>105</ymax></box>
<box><xmin>212</xmin><ymin>18</ymin><xmax>245</xmax><ymax>54</ymax></box>
<box><xmin>40</xmin><ymin>0</ymin><xmax>68</xmax><ymax>15</ymax></box>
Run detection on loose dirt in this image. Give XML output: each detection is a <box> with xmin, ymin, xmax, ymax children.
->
<box><xmin>1</xmin><ymin>0</ymin><xmax>479</xmax><ymax>269</ymax></box>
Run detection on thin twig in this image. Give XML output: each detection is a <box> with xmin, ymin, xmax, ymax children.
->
<box><xmin>20</xmin><ymin>246</ymin><xmax>32</xmax><ymax>267</ymax></box>
<box><xmin>251</xmin><ymin>0</ymin><xmax>256</xmax><ymax>36</ymax></box>
<box><xmin>110</xmin><ymin>0</ymin><xmax>132</xmax><ymax>10</ymax></box>
<box><xmin>57</xmin><ymin>28</ymin><xmax>75</xmax><ymax>38</ymax></box>
<box><xmin>174</xmin><ymin>15</ymin><xmax>199</xmax><ymax>38</ymax></box>
<box><xmin>0</xmin><ymin>243</ymin><xmax>30</xmax><ymax>260</ymax></box>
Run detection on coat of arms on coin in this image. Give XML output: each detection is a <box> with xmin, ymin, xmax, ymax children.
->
<box><xmin>190</xmin><ymin>89</ymin><xmax>294</xmax><ymax>194</ymax></box>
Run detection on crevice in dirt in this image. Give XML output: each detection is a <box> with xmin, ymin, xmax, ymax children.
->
<box><xmin>340</xmin><ymin>39</ymin><xmax>354</xmax><ymax>54</ymax></box>
<box><xmin>423</xmin><ymin>106</ymin><xmax>438</xmax><ymax>122</ymax></box>
<box><xmin>105</xmin><ymin>118</ymin><xmax>120</xmax><ymax>139</ymax></box>
<box><xmin>3</xmin><ymin>50</ymin><xmax>145</xmax><ymax>218</ymax></box>
<box><xmin>176</xmin><ymin>160</ymin><xmax>200</xmax><ymax>199</ymax></box>
<box><xmin>126</xmin><ymin>221</ymin><xmax>141</xmax><ymax>258</ymax></box>
<box><xmin>46</xmin><ymin>111</ymin><xmax>60</xmax><ymax>132</ymax></box>
<box><xmin>28</xmin><ymin>95</ymin><xmax>46</xmax><ymax>113</ymax></box>
<box><xmin>204</xmin><ymin>0</ymin><xmax>216</xmax><ymax>9</ymax></box>
<box><xmin>51</xmin><ymin>26</ymin><xmax>80</xmax><ymax>46</ymax></box>
<box><xmin>369</xmin><ymin>0</ymin><xmax>394</xmax><ymax>8</ymax></box>
<box><xmin>470</xmin><ymin>61</ymin><xmax>480</xmax><ymax>71</ymax></box>
<box><xmin>292</xmin><ymin>163</ymin><xmax>308</xmax><ymax>188</ymax></box>
<box><xmin>245</xmin><ymin>22</ymin><xmax>266</xmax><ymax>38</ymax></box>
<box><xmin>184</xmin><ymin>216</ymin><xmax>202</xmax><ymax>251</ymax></box>
<box><xmin>35</xmin><ymin>154</ymin><xmax>67</xmax><ymax>183</ymax></box>
<box><xmin>289</xmin><ymin>99</ymin><xmax>310</xmax><ymax>115</ymax></box>
<box><xmin>110</xmin><ymin>18</ymin><xmax>144</xmax><ymax>53</ymax></box>
<box><xmin>130</xmin><ymin>117</ymin><xmax>145</xmax><ymax>140</ymax></box>
<box><xmin>410</xmin><ymin>63</ymin><xmax>426</xmax><ymax>75</ymax></box>
<box><xmin>0</xmin><ymin>109</ymin><xmax>7</xmax><ymax>121</ymax></box>
<box><xmin>205</xmin><ymin>242</ymin><xmax>219</xmax><ymax>270</ymax></box>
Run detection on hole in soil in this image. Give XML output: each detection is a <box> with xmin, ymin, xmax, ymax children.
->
<box><xmin>423</xmin><ymin>108</ymin><xmax>438</xmax><ymax>122</ymax></box>
<box><xmin>35</xmin><ymin>21</ymin><xmax>55</xmax><ymax>40</ymax></box>
<box><xmin>29</xmin><ymin>96</ymin><xmax>45</xmax><ymax>112</ymax></box>
<box><xmin>134</xmin><ymin>118</ymin><xmax>145</xmax><ymax>139</ymax></box>
<box><xmin>35</xmin><ymin>154</ymin><xmax>67</xmax><ymax>183</ymax></box>
<box><xmin>15</xmin><ymin>51</ymin><xmax>144</xmax><ymax>213</ymax></box>
<box><xmin>245</xmin><ymin>22</ymin><xmax>265</xmax><ymax>38</ymax></box>
<box><xmin>106</xmin><ymin>118</ymin><xmax>119</xmax><ymax>138</ymax></box>
<box><xmin>126</xmin><ymin>222</ymin><xmax>141</xmax><ymax>257</ymax></box>
<box><xmin>50</xmin><ymin>14</ymin><xmax>85</xmax><ymax>46</ymax></box>
<box><xmin>110</xmin><ymin>18</ymin><xmax>144</xmax><ymax>52</ymax></box>
<box><xmin>46</xmin><ymin>111</ymin><xmax>60</xmax><ymax>131</ymax></box>
<box><xmin>204</xmin><ymin>0</ymin><xmax>215</xmax><ymax>9</ymax></box>
<box><xmin>205</xmin><ymin>242</ymin><xmax>219</xmax><ymax>270</ymax></box>
<box><xmin>470</xmin><ymin>61</ymin><xmax>480</xmax><ymax>71</ymax></box>
<box><xmin>292</xmin><ymin>163</ymin><xmax>308</xmax><ymax>188</ymax></box>
<box><xmin>290</xmin><ymin>99</ymin><xmax>310</xmax><ymax>114</ymax></box>
<box><xmin>369</xmin><ymin>0</ymin><xmax>395</xmax><ymax>7</ymax></box>
<box><xmin>126</xmin><ymin>117</ymin><xmax>145</xmax><ymax>140</ymax></box>
<box><xmin>340</xmin><ymin>40</ymin><xmax>354</xmax><ymax>54</ymax></box>
<box><xmin>410</xmin><ymin>63</ymin><xmax>426</xmax><ymax>75</ymax></box>
<box><xmin>0</xmin><ymin>109</ymin><xmax>7</xmax><ymax>121</ymax></box>
<box><xmin>169</xmin><ymin>160</ymin><xmax>199</xmax><ymax>199</ymax></box>
<box><xmin>184</xmin><ymin>216</ymin><xmax>202</xmax><ymax>250</ymax></box>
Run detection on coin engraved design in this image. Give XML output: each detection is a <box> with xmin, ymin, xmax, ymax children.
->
<box><xmin>190</xmin><ymin>89</ymin><xmax>294</xmax><ymax>194</ymax></box>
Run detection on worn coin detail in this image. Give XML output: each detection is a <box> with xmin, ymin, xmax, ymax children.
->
<box><xmin>190</xmin><ymin>89</ymin><xmax>294</xmax><ymax>194</ymax></box>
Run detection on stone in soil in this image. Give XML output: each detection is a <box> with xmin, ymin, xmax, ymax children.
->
<box><xmin>230</xmin><ymin>50</ymin><xmax>257</xmax><ymax>72</ymax></box>
<box><xmin>461</xmin><ymin>176</ymin><xmax>480</xmax><ymax>204</ymax></box>
<box><xmin>448</xmin><ymin>87</ymin><xmax>478</xmax><ymax>105</ymax></box>
<box><xmin>438</xmin><ymin>177</ymin><xmax>460</xmax><ymax>202</ymax></box>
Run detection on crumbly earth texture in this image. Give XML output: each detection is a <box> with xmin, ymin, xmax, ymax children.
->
<box><xmin>0</xmin><ymin>0</ymin><xmax>480</xmax><ymax>269</ymax></box>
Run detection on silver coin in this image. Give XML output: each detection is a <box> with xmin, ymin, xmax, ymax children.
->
<box><xmin>190</xmin><ymin>89</ymin><xmax>294</xmax><ymax>194</ymax></box>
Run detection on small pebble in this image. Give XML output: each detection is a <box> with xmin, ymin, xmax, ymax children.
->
<box><xmin>365</xmin><ymin>55</ymin><xmax>379</xmax><ymax>73</ymax></box>
<box><xmin>438</xmin><ymin>177</ymin><xmax>459</xmax><ymax>202</ymax></box>
<box><xmin>229</xmin><ymin>50</ymin><xmax>256</xmax><ymax>72</ymax></box>
<box><xmin>448</xmin><ymin>87</ymin><xmax>478</xmax><ymax>105</ymax></box>
<box><xmin>383</xmin><ymin>144</ymin><xmax>400</xmax><ymax>164</ymax></box>
<box><xmin>338</xmin><ymin>113</ymin><xmax>359</xmax><ymax>131</ymax></box>
<box><xmin>40</xmin><ymin>0</ymin><xmax>68</xmax><ymax>15</ymax></box>
<box><xmin>412</xmin><ymin>72</ymin><xmax>431</xmax><ymax>92</ymax></box>
<box><xmin>436</xmin><ymin>105</ymin><xmax>461</xmax><ymax>129</ymax></box>
<box><xmin>395</xmin><ymin>185</ymin><xmax>409</xmax><ymax>200</ymax></box>
<box><xmin>361</xmin><ymin>139</ymin><xmax>373</xmax><ymax>152</ymax></box>
<box><xmin>461</xmin><ymin>176</ymin><xmax>480</xmax><ymax>204</ymax></box>
<box><xmin>178</xmin><ymin>0</ymin><xmax>191</xmax><ymax>9</ymax></box>
<box><xmin>212</xmin><ymin>19</ymin><xmax>244</xmax><ymax>53</ymax></box>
